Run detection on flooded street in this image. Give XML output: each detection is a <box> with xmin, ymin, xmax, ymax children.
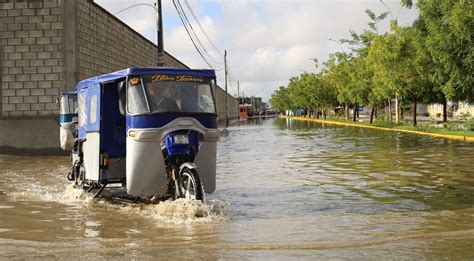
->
<box><xmin>1</xmin><ymin>118</ymin><xmax>473</xmax><ymax>259</ymax></box>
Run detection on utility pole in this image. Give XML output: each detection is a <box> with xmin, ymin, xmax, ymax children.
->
<box><xmin>224</xmin><ymin>50</ymin><xmax>229</xmax><ymax>127</ymax></box>
<box><xmin>237</xmin><ymin>81</ymin><xmax>240</xmax><ymax>120</ymax></box>
<box><xmin>156</xmin><ymin>0</ymin><xmax>164</xmax><ymax>66</ymax></box>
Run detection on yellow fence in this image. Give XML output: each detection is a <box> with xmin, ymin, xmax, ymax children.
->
<box><xmin>280</xmin><ymin>116</ymin><xmax>474</xmax><ymax>143</ymax></box>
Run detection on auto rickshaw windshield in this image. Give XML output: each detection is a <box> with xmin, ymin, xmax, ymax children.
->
<box><xmin>127</xmin><ymin>75</ymin><xmax>216</xmax><ymax>115</ymax></box>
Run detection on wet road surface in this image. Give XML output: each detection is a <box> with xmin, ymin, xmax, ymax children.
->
<box><xmin>1</xmin><ymin>118</ymin><xmax>473</xmax><ymax>259</ymax></box>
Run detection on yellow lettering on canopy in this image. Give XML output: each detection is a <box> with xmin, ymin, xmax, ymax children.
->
<box><xmin>151</xmin><ymin>75</ymin><xmax>176</xmax><ymax>82</ymax></box>
<box><xmin>150</xmin><ymin>75</ymin><xmax>205</xmax><ymax>83</ymax></box>
<box><xmin>176</xmin><ymin>76</ymin><xmax>204</xmax><ymax>82</ymax></box>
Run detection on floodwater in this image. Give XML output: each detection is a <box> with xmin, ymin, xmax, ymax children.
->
<box><xmin>1</xmin><ymin>118</ymin><xmax>473</xmax><ymax>259</ymax></box>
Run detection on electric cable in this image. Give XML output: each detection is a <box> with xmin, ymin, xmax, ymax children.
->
<box><xmin>174</xmin><ymin>0</ymin><xmax>223</xmax><ymax>69</ymax></box>
<box><xmin>176</xmin><ymin>0</ymin><xmax>223</xmax><ymax>67</ymax></box>
<box><xmin>113</xmin><ymin>3</ymin><xmax>158</xmax><ymax>15</ymax></box>
<box><xmin>173</xmin><ymin>0</ymin><xmax>239</xmax><ymax>97</ymax></box>
<box><xmin>172</xmin><ymin>0</ymin><xmax>219</xmax><ymax>70</ymax></box>
<box><xmin>184</xmin><ymin>0</ymin><xmax>223</xmax><ymax>56</ymax></box>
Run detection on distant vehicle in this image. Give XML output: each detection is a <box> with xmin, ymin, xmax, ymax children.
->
<box><xmin>239</xmin><ymin>104</ymin><xmax>253</xmax><ymax>118</ymax></box>
<box><xmin>59</xmin><ymin>67</ymin><xmax>220</xmax><ymax>202</ymax></box>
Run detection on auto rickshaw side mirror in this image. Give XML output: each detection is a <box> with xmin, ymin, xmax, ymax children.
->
<box><xmin>118</xmin><ymin>81</ymin><xmax>126</xmax><ymax>116</ymax></box>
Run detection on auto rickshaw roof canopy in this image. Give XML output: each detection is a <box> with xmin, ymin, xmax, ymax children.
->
<box><xmin>76</xmin><ymin>67</ymin><xmax>216</xmax><ymax>91</ymax></box>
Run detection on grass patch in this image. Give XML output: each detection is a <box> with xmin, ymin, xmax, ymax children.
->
<box><xmin>394</xmin><ymin>125</ymin><xmax>474</xmax><ymax>137</ymax></box>
<box><xmin>296</xmin><ymin>115</ymin><xmax>474</xmax><ymax>137</ymax></box>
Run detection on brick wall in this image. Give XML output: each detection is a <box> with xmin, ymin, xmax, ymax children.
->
<box><xmin>76</xmin><ymin>0</ymin><xmax>186</xmax><ymax>80</ymax></box>
<box><xmin>0</xmin><ymin>0</ymin><xmax>64</xmax><ymax>117</ymax></box>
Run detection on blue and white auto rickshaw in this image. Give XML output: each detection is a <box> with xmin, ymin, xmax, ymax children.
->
<box><xmin>59</xmin><ymin>67</ymin><xmax>220</xmax><ymax>202</ymax></box>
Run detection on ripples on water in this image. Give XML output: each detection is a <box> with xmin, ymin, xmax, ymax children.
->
<box><xmin>0</xmin><ymin>118</ymin><xmax>473</xmax><ymax>259</ymax></box>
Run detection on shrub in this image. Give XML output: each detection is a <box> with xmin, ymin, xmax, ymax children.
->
<box><xmin>458</xmin><ymin>112</ymin><xmax>471</xmax><ymax>122</ymax></box>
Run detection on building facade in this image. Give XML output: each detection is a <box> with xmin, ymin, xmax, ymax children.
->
<box><xmin>427</xmin><ymin>102</ymin><xmax>474</xmax><ymax>118</ymax></box>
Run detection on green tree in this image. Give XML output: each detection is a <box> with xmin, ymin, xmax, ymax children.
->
<box><xmin>287</xmin><ymin>75</ymin><xmax>311</xmax><ymax>116</ymax></box>
<box><xmin>368</xmin><ymin>26</ymin><xmax>431</xmax><ymax>126</ymax></box>
<box><xmin>270</xmin><ymin>86</ymin><xmax>292</xmax><ymax>114</ymax></box>
<box><xmin>313</xmin><ymin>73</ymin><xmax>338</xmax><ymax>119</ymax></box>
<box><xmin>325</xmin><ymin>53</ymin><xmax>353</xmax><ymax>120</ymax></box>
<box><xmin>298</xmin><ymin>72</ymin><xmax>320</xmax><ymax>118</ymax></box>
<box><xmin>340</xmin><ymin>9</ymin><xmax>390</xmax><ymax>122</ymax></box>
<box><xmin>403</xmin><ymin>0</ymin><xmax>474</xmax><ymax>102</ymax></box>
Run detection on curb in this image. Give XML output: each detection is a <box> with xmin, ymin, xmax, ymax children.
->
<box><xmin>280</xmin><ymin>115</ymin><xmax>474</xmax><ymax>142</ymax></box>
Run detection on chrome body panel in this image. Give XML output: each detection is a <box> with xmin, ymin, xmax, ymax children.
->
<box><xmin>126</xmin><ymin>117</ymin><xmax>219</xmax><ymax>197</ymax></box>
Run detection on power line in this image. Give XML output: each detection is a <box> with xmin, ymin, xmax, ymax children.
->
<box><xmin>173</xmin><ymin>0</ymin><xmax>239</xmax><ymax>97</ymax></box>
<box><xmin>173</xmin><ymin>0</ymin><xmax>223</xmax><ymax>70</ymax></box>
<box><xmin>177</xmin><ymin>0</ymin><xmax>224</xmax><ymax>66</ymax></box>
<box><xmin>176</xmin><ymin>0</ymin><xmax>223</xmax><ymax>66</ymax></box>
<box><xmin>173</xmin><ymin>0</ymin><xmax>218</xmax><ymax>70</ymax></box>
<box><xmin>113</xmin><ymin>3</ymin><xmax>158</xmax><ymax>15</ymax></box>
<box><xmin>183</xmin><ymin>0</ymin><xmax>223</xmax><ymax>56</ymax></box>
<box><xmin>226</xmin><ymin>60</ymin><xmax>238</xmax><ymax>88</ymax></box>
<box><xmin>224</xmin><ymin>55</ymin><xmax>239</xmax><ymax>96</ymax></box>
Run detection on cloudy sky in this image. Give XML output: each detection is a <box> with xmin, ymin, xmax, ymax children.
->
<box><xmin>95</xmin><ymin>0</ymin><xmax>419</xmax><ymax>101</ymax></box>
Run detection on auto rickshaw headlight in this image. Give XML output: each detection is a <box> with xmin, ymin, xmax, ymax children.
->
<box><xmin>128</xmin><ymin>130</ymin><xmax>137</xmax><ymax>137</ymax></box>
<box><xmin>174</xmin><ymin>134</ymin><xmax>189</xmax><ymax>144</ymax></box>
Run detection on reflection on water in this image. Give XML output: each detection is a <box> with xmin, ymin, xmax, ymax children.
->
<box><xmin>0</xmin><ymin>118</ymin><xmax>473</xmax><ymax>259</ymax></box>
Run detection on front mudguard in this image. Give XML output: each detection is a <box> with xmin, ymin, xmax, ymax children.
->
<box><xmin>179</xmin><ymin>162</ymin><xmax>198</xmax><ymax>175</ymax></box>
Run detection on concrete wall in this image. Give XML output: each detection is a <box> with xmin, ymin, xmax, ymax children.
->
<box><xmin>0</xmin><ymin>0</ymin><xmax>237</xmax><ymax>154</ymax></box>
<box><xmin>0</xmin><ymin>117</ymin><xmax>58</xmax><ymax>154</ymax></box>
<box><xmin>215</xmin><ymin>86</ymin><xmax>238</xmax><ymax>121</ymax></box>
<box><xmin>0</xmin><ymin>0</ymin><xmax>64</xmax><ymax>118</ymax></box>
<box><xmin>0</xmin><ymin>0</ymin><xmax>64</xmax><ymax>154</ymax></box>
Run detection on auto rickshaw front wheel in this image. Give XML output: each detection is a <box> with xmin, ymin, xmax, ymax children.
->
<box><xmin>175</xmin><ymin>167</ymin><xmax>204</xmax><ymax>202</ymax></box>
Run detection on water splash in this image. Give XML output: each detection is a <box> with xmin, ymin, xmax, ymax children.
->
<box><xmin>9</xmin><ymin>181</ymin><xmax>94</xmax><ymax>205</ymax></box>
<box><xmin>119</xmin><ymin>198</ymin><xmax>231</xmax><ymax>225</ymax></box>
<box><xmin>4</xmin><ymin>165</ymin><xmax>230</xmax><ymax>226</ymax></box>
<box><xmin>60</xmin><ymin>183</ymin><xmax>95</xmax><ymax>203</ymax></box>
<box><xmin>10</xmin><ymin>180</ymin><xmax>231</xmax><ymax>225</ymax></box>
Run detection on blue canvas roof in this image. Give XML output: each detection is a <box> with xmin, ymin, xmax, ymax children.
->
<box><xmin>76</xmin><ymin>67</ymin><xmax>216</xmax><ymax>91</ymax></box>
